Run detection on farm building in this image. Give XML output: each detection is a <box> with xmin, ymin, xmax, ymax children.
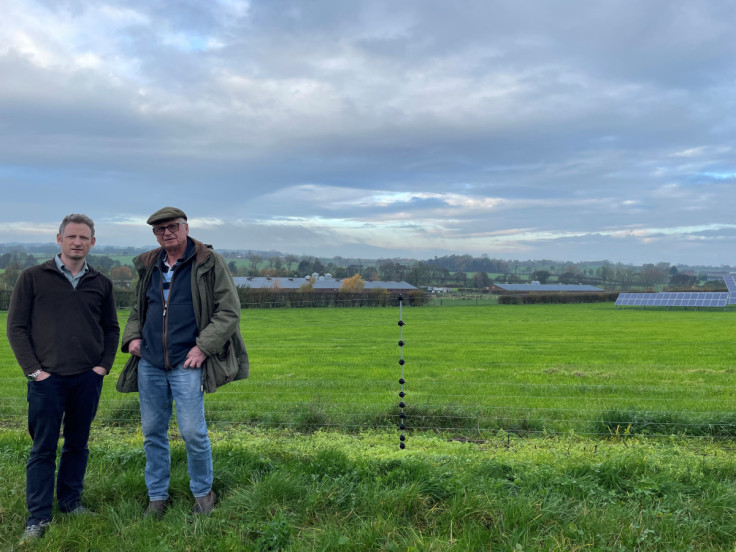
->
<box><xmin>233</xmin><ymin>274</ymin><xmax>417</xmax><ymax>292</ymax></box>
<box><xmin>490</xmin><ymin>283</ymin><xmax>604</xmax><ymax>293</ymax></box>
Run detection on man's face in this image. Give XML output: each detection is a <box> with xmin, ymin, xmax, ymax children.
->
<box><xmin>57</xmin><ymin>222</ymin><xmax>95</xmax><ymax>261</ymax></box>
<box><xmin>153</xmin><ymin>218</ymin><xmax>189</xmax><ymax>251</ymax></box>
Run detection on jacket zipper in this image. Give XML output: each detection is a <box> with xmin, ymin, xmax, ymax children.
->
<box><xmin>162</xmin><ymin>268</ymin><xmax>173</xmax><ymax>370</ymax></box>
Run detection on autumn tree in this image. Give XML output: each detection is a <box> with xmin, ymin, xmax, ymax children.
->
<box><xmin>470</xmin><ymin>271</ymin><xmax>491</xmax><ymax>289</ymax></box>
<box><xmin>110</xmin><ymin>265</ymin><xmax>133</xmax><ymax>286</ymax></box>
<box><xmin>340</xmin><ymin>273</ymin><xmax>365</xmax><ymax>292</ymax></box>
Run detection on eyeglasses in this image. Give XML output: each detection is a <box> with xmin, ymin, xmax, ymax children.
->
<box><xmin>152</xmin><ymin>223</ymin><xmax>182</xmax><ymax>235</ymax></box>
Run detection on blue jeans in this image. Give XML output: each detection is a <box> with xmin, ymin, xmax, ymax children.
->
<box><xmin>137</xmin><ymin>358</ymin><xmax>213</xmax><ymax>500</ymax></box>
<box><xmin>26</xmin><ymin>370</ymin><xmax>104</xmax><ymax>525</ymax></box>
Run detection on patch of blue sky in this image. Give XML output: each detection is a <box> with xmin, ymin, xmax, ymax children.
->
<box><xmin>163</xmin><ymin>32</ymin><xmax>219</xmax><ymax>52</ymax></box>
<box><xmin>700</xmin><ymin>171</ymin><xmax>736</xmax><ymax>180</ymax></box>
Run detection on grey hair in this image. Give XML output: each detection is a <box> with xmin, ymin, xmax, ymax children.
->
<box><xmin>59</xmin><ymin>214</ymin><xmax>95</xmax><ymax>237</ymax></box>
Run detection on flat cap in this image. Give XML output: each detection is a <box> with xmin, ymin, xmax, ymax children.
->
<box><xmin>147</xmin><ymin>207</ymin><xmax>188</xmax><ymax>225</ymax></box>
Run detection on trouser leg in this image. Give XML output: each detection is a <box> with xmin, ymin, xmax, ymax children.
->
<box><xmin>138</xmin><ymin>358</ymin><xmax>173</xmax><ymax>501</ymax></box>
<box><xmin>26</xmin><ymin>376</ymin><xmax>66</xmax><ymax>525</ymax></box>
<box><xmin>57</xmin><ymin>370</ymin><xmax>103</xmax><ymax>511</ymax></box>
<box><xmin>168</xmin><ymin>365</ymin><xmax>212</xmax><ymax>497</ymax></box>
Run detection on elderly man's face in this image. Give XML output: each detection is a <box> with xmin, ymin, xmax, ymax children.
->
<box><xmin>152</xmin><ymin>218</ymin><xmax>189</xmax><ymax>252</ymax></box>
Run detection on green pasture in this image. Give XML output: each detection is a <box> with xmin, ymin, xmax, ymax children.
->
<box><xmin>105</xmin><ymin>254</ymin><xmax>136</xmax><ymax>266</ymax></box>
<box><xmin>2</xmin><ymin>303</ymin><xmax>735</xmax><ymax>436</ymax></box>
<box><xmin>2</xmin><ymin>304</ymin><xmax>736</xmax><ymax>550</ymax></box>
<box><xmin>2</xmin><ymin>429</ymin><xmax>736</xmax><ymax>551</ymax></box>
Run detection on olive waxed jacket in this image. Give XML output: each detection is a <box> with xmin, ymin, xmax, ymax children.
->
<box><xmin>116</xmin><ymin>238</ymin><xmax>248</xmax><ymax>393</ymax></box>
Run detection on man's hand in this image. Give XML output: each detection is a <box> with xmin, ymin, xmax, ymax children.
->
<box><xmin>35</xmin><ymin>370</ymin><xmax>51</xmax><ymax>382</ymax></box>
<box><xmin>184</xmin><ymin>345</ymin><xmax>207</xmax><ymax>369</ymax></box>
<box><xmin>128</xmin><ymin>338</ymin><xmax>142</xmax><ymax>357</ymax></box>
<box><xmin>92</xmin><ymin>366</ymin><xmax>108</xmax><ymax>376</ymax></box>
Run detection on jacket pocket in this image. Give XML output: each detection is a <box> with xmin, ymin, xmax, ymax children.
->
<box><xmin>204</xmin><ymin>338</ymin><xmax>238</xmax><ymax>392</ymax></box>
<box><xmin>116</xmin><ymin>356</ymin><xmax>140</xmax><ymax>393</ymax></box>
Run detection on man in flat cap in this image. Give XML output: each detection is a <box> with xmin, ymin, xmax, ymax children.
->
<box><xmin>117</xmin><ymin>207</ymin><xmax>248</xmax><ymax>518</ymax></box>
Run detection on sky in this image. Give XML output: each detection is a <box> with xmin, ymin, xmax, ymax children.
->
<box><xmin>1</xmin><ymin>0</ymin><xmax>735</xmax><ymax>266</ymax></box>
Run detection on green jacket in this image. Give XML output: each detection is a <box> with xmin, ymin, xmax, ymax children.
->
<box><xmin>116</xmin><ymin>238</ymin><xmax>248</xmax><ymax>393</ymax></box>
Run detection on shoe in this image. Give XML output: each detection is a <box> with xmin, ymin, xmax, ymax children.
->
<box><xmin>144</xmin><ymin>499</ymin><xmax>168</xmax><ymax>520</ymax></box>
<box><xmin>65</xmin><ymin>505</ymin><xmax>98</xmax><ymax>516</ymax></box>
<box><xmin>192</xmin><ymin>490</ymin><xmax>217</xmax><ymax>515</ymax></box>
<box><xmin>20</xmin><ymin>521</ymin><xmax>49</xmax><ymax>542</ymax></box>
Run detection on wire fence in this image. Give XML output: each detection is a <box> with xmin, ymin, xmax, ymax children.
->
<box><xmin>2</xmin><ymin>372</ymin><xmax>736</xmax><ymax>439</ymax></box>
<box><xmin>2</xmin><ymin>300</ymin><xmax>735</xmax><ymax>441</ymax></box>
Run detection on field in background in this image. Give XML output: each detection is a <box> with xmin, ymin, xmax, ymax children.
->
<box><xmin>2</xmin><ymin>302</ymin><xmax>735</xmax><ymax>437</ymax></box>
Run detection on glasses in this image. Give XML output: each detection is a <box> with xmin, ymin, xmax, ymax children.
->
<box><xmin>152</xmin><ymin>223</ymin><xmax>182</xmax><ymax>235</ymax></box>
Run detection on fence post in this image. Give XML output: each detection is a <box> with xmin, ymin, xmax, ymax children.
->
<box><xmin>397</xmin><ymin>294</ymin><xmax>407</xmax><ymax>449</ymax></box>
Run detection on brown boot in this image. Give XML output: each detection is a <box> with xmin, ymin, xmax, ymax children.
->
<box><xmin>144</xmin><ymin>499</ymin><xmax>168</xmax><ymax>520</ymax></box>
<box><xmin>192</xmin><ymin>490</ymin><xmax>217</xmax><ymax>515</ymax></box>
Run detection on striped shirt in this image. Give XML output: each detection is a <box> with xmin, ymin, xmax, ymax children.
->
<box><xmin>162</xmin><ymin>255</ymin><xmax>184</xmax><ymax>301</ymax></box>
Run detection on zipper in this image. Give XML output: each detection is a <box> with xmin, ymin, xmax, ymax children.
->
<box><xmin>162</xmin><ymin>267</ymin><xmax>173</xmax><ymax>370</ymax></box>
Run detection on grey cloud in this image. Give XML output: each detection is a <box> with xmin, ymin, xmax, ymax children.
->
<box><xmin>1</xmin><ymin>0</ymin><xmax>734</xmax><ymax>265</ymax></box>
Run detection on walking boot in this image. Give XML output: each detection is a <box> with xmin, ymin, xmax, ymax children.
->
<box><xmin>144</xmin><ymin>499</ymin><xmax>168</xmax><ymax>520</ymax></box>
<box><xmin>192</xmin><ymin>490</ymin><xmax>217</xmax><ymax>515</ymax></box>
<box><xmin>20</xmin><ymin>521</ymin><xmax>49</xmax><ymax>543</ymax></box>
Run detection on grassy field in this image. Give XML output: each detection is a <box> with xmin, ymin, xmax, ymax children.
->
<box><xmin>2</xmin><ymin>303</ymin><xmax>736</xmax><ymax>436</ymax></box>
<box><xmin>1</xmin><ymin>429</ymin><xmax>736</xmax><ymax>550</ymax></box>
<box><xmin>1</xmin><ymin>303</ymin><xmax>736</xmax><ymax>550</ymax></box>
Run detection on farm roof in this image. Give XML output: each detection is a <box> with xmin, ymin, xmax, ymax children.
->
<box><xmin>233</xmin><ymin>276</ymin><xmax>417</xmax><ymax>291</ymax></box>
<box><xmin>493</xmin><ymin>283</ymin><xmax>604</xmax><ymax>292</ymax></box>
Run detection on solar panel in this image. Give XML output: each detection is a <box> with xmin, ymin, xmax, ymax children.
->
<box><xmin>723</xmin><ymin>274</ymin><xmax>736</xmax><ymax>293</ymax></box>
<box><xmin>615</xmin><ymin>292</ymin><xmax>729</xmax><ymax>308</ymax></box>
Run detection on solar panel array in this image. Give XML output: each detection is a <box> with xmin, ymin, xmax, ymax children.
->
<box><xmin>723</xmin><ymin>274</ymin><xmax>736</xmax><ymax>292</ymax></box>
<box><xmin>616</xmin><ymin>292</ymin><xmax>729</xmax><ymax>308</ymax></box>
<box><xmin>722</xmin><ymin>274</ymin><xmax>736</xmax><ymax>304</ymax></box>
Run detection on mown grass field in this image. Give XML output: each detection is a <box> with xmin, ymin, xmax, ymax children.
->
<box><xmin>1</xmin><ymin>303</ymin><xmax>736</xmax><ymax>550</ymax></box>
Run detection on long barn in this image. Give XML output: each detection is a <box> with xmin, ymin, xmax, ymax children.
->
<box><xmin>233</xmin><ymin>274</ymin><xmax>417</xmax><ymax>292</ymax></box>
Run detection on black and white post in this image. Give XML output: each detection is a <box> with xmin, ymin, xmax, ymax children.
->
<box><xmin>397</xmin><ymin>294</ymin><xmax>407</xmax><ymax>449</ymax></box>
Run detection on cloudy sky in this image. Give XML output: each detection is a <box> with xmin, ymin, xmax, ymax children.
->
<box><xmin>1</xmin><ymin>0</ymin><xmax>735</xmax><ymax>265</ymax></box>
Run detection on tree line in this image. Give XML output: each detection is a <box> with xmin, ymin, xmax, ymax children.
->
<box><xmin>0</xmin><ymin>248</ymin><xmax>731</xmax><ymax>293</ymax></box>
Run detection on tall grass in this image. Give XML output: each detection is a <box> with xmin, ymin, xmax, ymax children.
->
<box><xmin>1</xmin><ymin>428</ymin><xmax>736</xmax><ymax>550</ymax></box>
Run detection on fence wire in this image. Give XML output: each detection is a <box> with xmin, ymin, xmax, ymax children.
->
<box><xmin>2</xmin><ymin>300</ymin><xmax>735</xmax><ymax>440</ymax></box>
<box><xmin>2</xmin><ymin>369</ymin><xmax>736</xmax><ymax>439</ymax></box>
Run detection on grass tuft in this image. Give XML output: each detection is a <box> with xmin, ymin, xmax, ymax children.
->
<box><xmin>595</xmin><ymin>409</ymin><xmax>736</xmax><ymax>437</ymax></box>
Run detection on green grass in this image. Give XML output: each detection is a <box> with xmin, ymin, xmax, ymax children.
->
<box><xmin>104</xmin><ymin>255</ymin><xmax>136</xmax><ymax>266</ymax></box>
<box><xmin>230</xmin><ymin>303</ymin><xmax>734</xmax><ymax>436</ymax></box>
<box><xmin>2</xmin><ymin>303</ymin><xmax>736</xmax><ymax>436</ymax></box>
<box><xmin>2</xmin><ymin>303</ymin><xmax>736</xmax><ymax>549</ymax></box>
<box><xmin>1</xmin><ymin>429</ymin><xmax>736</xmax><ymax>550</ymax></box>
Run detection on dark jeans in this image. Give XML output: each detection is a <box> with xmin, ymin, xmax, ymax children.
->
<box><xmin>26</xmin><ymin>370</ymin><xmax>104</xmax><ymax>526</ymax></box>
